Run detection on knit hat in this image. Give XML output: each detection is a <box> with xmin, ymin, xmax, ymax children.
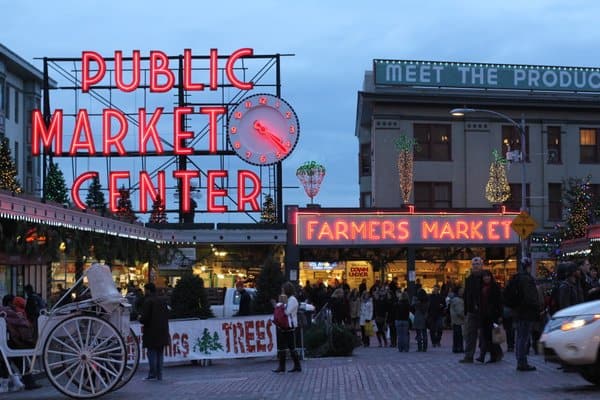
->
<box><xmin>13</xmin><ymin>296</ymin><xmax>26</xmax><ymax>313</ymax></box>
<box><xmin>471</xmin><ymin>257</ymin><xmax>483</xmax><ymax>267</ymax></box>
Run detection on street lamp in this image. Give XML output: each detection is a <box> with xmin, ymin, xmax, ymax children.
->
<box><xmin>450</xmin><ymin>108</ymin><xmax>528</xmax><ymax>261</ymax></box>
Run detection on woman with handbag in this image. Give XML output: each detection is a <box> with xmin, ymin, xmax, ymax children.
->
<box><xmin>359</xmin><ymin>291</ymin><xmax>373</xmax><ymax>347</ymax></box>
<box><xmin>476</xmin><ymin>270</ymin><xmax>504</xmax><ymax>363</ymax></box>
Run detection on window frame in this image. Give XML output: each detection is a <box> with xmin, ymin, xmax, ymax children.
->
<box><xmin>413</xmin><ymin>123</ymin><xmax>452</xmax><ymax>161</ymax></box>
<box><xmin>546</xmin><ymin>126</ymin><xmax>561</xmax><ymax>164</ymax></box>
<box><xmin>360</xmin><ymin>143</ymin><xmax>371</xmax><ymax>176</ymax></box>
<box><xmin>502</xmin><ymin>125</ymin><xmax>530</xmax><ymax>162</ymax></box>
<box><xmin>579</xmin><ymin>128</ymin><xmax>600</xmax><ymax>163</ymax></box>
<box><xmin>548</xmin><ymin>183</ymin><xmax>562</xmax><ymax>221</ymax></box>
<box><xmin>505</xmin><ymin>183</ymin><xmax>531</xmax><ymax>211</ymax></box>
<box><xmin>413</xmin><ymin>182</ymin><xmax>452</xmax><ymax>209</ymax></box>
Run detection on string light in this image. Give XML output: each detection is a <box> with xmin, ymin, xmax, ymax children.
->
<box><xmin>485</xmin><ymin>150</ymin><xmax>510</xmax><ymax>204</ymax></box>
<box><xmin>395</xmin><ymin>135</ymin><xmax>419</xmax><ymax>205</ymax></box>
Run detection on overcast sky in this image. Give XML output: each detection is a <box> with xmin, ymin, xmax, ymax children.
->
<box><xmin>3</xmin><ymin>0</ymin><xmax>600</xmax><ymax>222</ymax></box>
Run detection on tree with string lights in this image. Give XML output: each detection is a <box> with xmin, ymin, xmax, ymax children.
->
<box><xmin>395</xmin><ymin>135</ymin><xmax>419</xmax><ymax>205</ymax></box>
<box><xmin>149</xmin><ymin>195</ymin><xmax>167</xmax><ymax>224</ymax></box>
<box><xmin>115</xmin><ymin>186</ymin><xmax>137</xmax><ymax>223</ymax></box>
<box><xmin>559</xmin><ymin>175</ymin><xmax>600</xmax><ymax>240</ymax></box>
<box><xmin>485</xmin><ymin>150</ymin><xmax>510</xmax><ymax>204</ymax></box>
<box><xmin>0</xmin><ymin>137</ymin><xmax>22</xmax><ymax>193</ymax></box>
<box><xmin>85</xmin><ymin>175</ymin><xmax>107</xmax><ymax>214</ymax></box>
<box><xmin>260</xmin><ymin>193</ymin><xmax>276</xmax><ymax>224</ymax></box>
<box><xmin>45</xmin><ymin>162</ymin><xmax>69</xmax><ymax>205</ymax></box>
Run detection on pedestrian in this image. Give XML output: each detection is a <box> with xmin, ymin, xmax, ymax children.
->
<box><xmin>558</xmin><ymin>262</ymin><xmax>584</xmax><ymax>310</ymax></box>
<box><xmin>412</xmin><ymin>288</ymin><xmax>429</xmax><ymax>352</ymax></box>
<box><xmin>449</xmin><ymin>286</ymin><xmax>465</xmax><ymax>353</ymax></box>
<box><xmin>393</xmin><ymin>291</ymin><xmax>411</xmax><ymax>352</ymax></box>
<box><xmin>139</xmin><ymin>282</ymin><xmax>170</xmax><ymax>381</ymax></box>
<box><xmin>236</xmin><ymin>280</ymin><xmax>252</xmax><ymax>316</ymax></box>
<box><xmin>359</xmin><ymin>291</ymin><xmax>374</xmax><ymax>347</ymax></box>
<box><xmin>272</xmin><ymin>282</ymin><xmax>302</xmax><ymax>373</ymax></box>
<box><xmin>578</xmin><ymin>259</ymin><xmax>600</xmax><ymax>301</ymax></box>
<box><xmin>427</xmin><ymin>285</ymin><xmax>445</xmax><ymax>347</ymax></box>
<box><xmin>459</xmin><ymin>256</ymin><xmax>484</xmax><ymax>363</ymax></box>
<box><xmin>509</xmin><ymin>258</ymin><xmax>540</xmax><ymax>372</ymax></box>
<box><xmin>372</xmin><ymin>286</ymin><xmax>388</xmax><ymax>347</ymax></box>
<box><xmin>476</xmin><ymin>270</ymin><xmax>503</xmax><ymax>363</ymax></box>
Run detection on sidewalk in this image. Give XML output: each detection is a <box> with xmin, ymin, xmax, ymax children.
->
<box><xmin>7</xmin><ymin>332</ymin><xmax>600</xmax><ymax>400</ymax></box>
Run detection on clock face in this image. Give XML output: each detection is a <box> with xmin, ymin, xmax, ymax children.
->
<box><xmin>227</xmin><ymin>93</ymin><xmax>300</xmax><ymax>166</ymax></box>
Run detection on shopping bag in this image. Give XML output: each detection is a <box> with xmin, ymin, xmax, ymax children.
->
<box><xmin>364</xmin><ymin>321</ymin><xmax>374</xmax><ymax>337</ymax></box>
<box><xmin>492</xmin><ymin>325</ymin><xmax>506</xmax><ymax>345</ymax></box>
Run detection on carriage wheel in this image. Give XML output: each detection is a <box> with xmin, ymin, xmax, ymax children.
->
<box><xmin>113</xmin><ymin>328</ymin><xmax>140</xmax><ymax>391</ymax></box>
<box><xmin>43</xmin><ymin>315</ymin><xmax>126</xmax><ymax>399</ymax></box>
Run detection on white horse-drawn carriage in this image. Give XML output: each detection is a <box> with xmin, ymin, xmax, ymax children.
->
<box><xmin>0</xmin><ymin>263</ymin><xmax>140</xmax><ymax>398</ymax></box>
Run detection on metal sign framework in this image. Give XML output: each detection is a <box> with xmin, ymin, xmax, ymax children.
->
<box><xmin>40</xmin><ymin>51</ymin><xmax>294</xmax><ymax>223</ymax></box>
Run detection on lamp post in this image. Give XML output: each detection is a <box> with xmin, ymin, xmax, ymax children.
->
<box><xmin>450</xmin><ymin>108</ymin><xmax>528</xmax><ymax>261</ymax></box>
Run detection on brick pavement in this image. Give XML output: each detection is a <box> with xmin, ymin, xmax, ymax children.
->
<box><xmin>6</xmin><ymin>333</ymin><xmax>600</xmax><ymax>400</ymax></box>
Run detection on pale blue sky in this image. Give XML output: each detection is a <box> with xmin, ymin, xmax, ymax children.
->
<box><xmin>2</xmin><ymin>0</ymin><xmax>599</xmax><ymax>222</ymax></box>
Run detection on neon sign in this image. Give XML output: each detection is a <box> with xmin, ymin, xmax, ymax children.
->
<box><xmin>295</xmin><ymin>211</ymin><xmax>520</xmax><ymax>245</ymax></box>
<box><xmin>31</xmin><ymin>48</ymin><xmax>263</xmax><ymax>214</ymax></box>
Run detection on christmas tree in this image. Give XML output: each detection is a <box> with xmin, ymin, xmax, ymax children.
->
<box><xmin>254</xmin><ymin>255</ymin><xmax>284</xmax><ymax>314</ymax></box>
<box><xmin>149</xmin><ymin>195</ymin><xmax>167</xmax><ymax>224</ymax></box>
<box><xmin>45</xmin><ymin>162</ymin><xmax>69</xmax><ymax>205</ymax></box>
<box><xmin>0</xmin><ymin>137</ymin><xmax>22</xmax><ymax>193</ymax></box>
<box><xmin>85</xmin><ymin>175</ymin><xmax>106</xmax><ymax>213</ymax></box>
<box><xmin>560</xmin><ymin>175</ymin><xmax>599</xmax><ymax>240</ymax></box>
<box><xmin>171</xmin><ymin>273</ymin><xmax>214</xmax><ymax>319</ymax></box>
<box><xmin>115</xmin><ymin>186</ymin><xmax>136</xmax><ymax>223</ymax></box>
<box><xmin>485</xmin><ymin>150</ymin><xmax>510</xmax><ymax>204</ymax></box>
<box><xmin>260</xmin><ymin>193</ymin><xmax>277</xmax><ymax>223</ymax></box>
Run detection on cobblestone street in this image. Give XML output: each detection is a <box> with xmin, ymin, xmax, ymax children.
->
<box><xmin>7</xmin><ymin>334</ymin><xmax>600</xmax><ymax>400</ymax></box>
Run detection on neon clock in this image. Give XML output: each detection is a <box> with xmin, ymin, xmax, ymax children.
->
<box><xmin>227</xmin><ymin>93</ymin><xmax>300</xmax><ymax>166</ymax></box>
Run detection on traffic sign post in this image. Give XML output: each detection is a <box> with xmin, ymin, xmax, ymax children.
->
<box><xmin>511</xmin><ymin>211</ymin><xmax>538</xmax><ymax>239</ymax></box>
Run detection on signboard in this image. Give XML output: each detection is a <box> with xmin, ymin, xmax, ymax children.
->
<box><xmin>295</xmin><ymin>211</ymin><xmax>520</xmax><ymax>246</ymax></box>
<box><xmin>374</xmin><ymin>59</ymin><xmax>600</xmax><ymax>92</ymax></box>
<box><xmin>130</xmin><ymin>315</ymin><xmax>277</xmax><ymax>363</ymax></box>
<box><xmin>510</xmin><ymin>211</ymin><xmax>538</xmax><ymax>239</ymax></box>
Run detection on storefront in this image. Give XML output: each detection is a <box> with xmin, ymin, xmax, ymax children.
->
<box><xmin>287</xmin><ymin>206</ymin><xmax>521</xmax><ymax>292</ymax></box>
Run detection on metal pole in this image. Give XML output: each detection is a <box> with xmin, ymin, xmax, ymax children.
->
<box><xmin>520</xmin><ymin>115</ymin><xmax>527</xmax><ymax>261</ymax></box>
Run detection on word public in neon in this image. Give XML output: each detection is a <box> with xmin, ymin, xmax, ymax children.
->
<box><xmin>31</xmin><ymin>49</ymin><xmax>261</xmax><ymax>214</ymax></box>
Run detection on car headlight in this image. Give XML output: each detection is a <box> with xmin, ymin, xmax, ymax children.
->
<box><xmin>560</xmin><ymin>314</ymin><xmax>600</xmax><ymax>331</ymax></box>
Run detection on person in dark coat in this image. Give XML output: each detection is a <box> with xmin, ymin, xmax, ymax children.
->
<box><xmin>460</xmin><ymin>257</ymin><xmax>483</xmax><ymax>363</ymax></box>
<box><xmin>236</xmin><ymin>281</ymin><xmax>252</xmax><ymax>316</ymax></box>
<box><xmin>511</xmin><ymin>258</ymin><xmax>541</xmax><ymax>372</ymax></box>
<box><xmin>427</xmin><ymin>285</ymin><xmax>445</xmax><ymax>347</ymax></box>
<box><xmin>476</xmin><ymin>270</ymin><xmax>503</xmax><ymax>363</ymax></box>
<box><xmin>139</xmin><ymin>283</ymin><xmax>170</xmax><ymax>381</ymax></box>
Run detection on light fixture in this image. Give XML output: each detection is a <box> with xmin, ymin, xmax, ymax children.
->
<box><xmin>450</xmin><ymin>108</ymin><xmax>476</xmax><ymax>117</ymax></box>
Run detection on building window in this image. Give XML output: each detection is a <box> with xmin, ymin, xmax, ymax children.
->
<box><xmin>14</xmin><ymin>90</ymin><xmax>18</xmax><ymax>123</ymax></box>
<box><xmin>360</xmin><ymin>143</ymin><xmax>371</xmax><ymax>176</ymax></box>
<box><xmin>414</xmin><ymin>182</ymin><xmax>452</xmax><ymax>209</ymax></box>
<box><xmin>413</xmin><ymin>124</ymin><xmax>451</xmax><ymax>161</ymax></box>
<box><xmin>548</xmin><ymin>183</ymin><xmax>562</xmax><ymax>221</ymax></box>
<box><xmin>360</xmin><ymin>192</ymin><xmax>372</xmax><ymax>208</ymax></box>
<box><xmin>0</xmin><ymin>78</ymin><xmax>4</xmax><ymax>115</ymax></box>
<box><xmin>590</xmin><ymin>184</ymin><xmax>600</xmax><ymax>204</ymax></box>
<box><xmin>547</xmin><ymin>126</ymin><xmax>561</xmax><ymax>164</ymax></box>
<box><xmin>4</xmin><ymin>85</ymin><xmax>9</xmax><ymax>121</ymax></box>
<box><xmin>14</xmin><ymin>141</ymin><xmax>19</xmax><ymax>175</ymax></box>
<box><xmin>505</xmin><ymin>183</ymin><xmax>530</xmax><ymax>211</ymax></box>
<box><xmin>580</xmin><ymin>128</ymin><xmax>600</xmax><ymax>163</ymax></box>
<box><xmin>502</xmin><ymin>125</ymin><xmax>529</xmax><ymax>162</ymax></box>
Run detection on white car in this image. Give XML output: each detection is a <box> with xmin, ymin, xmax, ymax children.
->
<box><xmin>540</xmin><ymin>300</ymin><xmax>600</xmax><ymax>385</ymax></box>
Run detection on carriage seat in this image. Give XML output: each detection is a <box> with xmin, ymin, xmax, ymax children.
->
<box><xmin>0</xmin><ymin>317</ymin><xmax>40</xmax><ymax>357</ymax></box>
<box><xmin>86</xmin><ymin>263</ymin><xmax>125</xmax><ymax>312</ymax></box>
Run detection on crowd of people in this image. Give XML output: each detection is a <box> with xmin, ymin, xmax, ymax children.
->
<box><xmin>297</xmin><ymin>256</ymin><xmax>600</xmax><ymax>373</ymax></box>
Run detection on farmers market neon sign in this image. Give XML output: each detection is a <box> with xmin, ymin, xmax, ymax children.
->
<box><xmin>295</xmin><ymin>211</ymin><xmax>520</xmax><ymax>245</ymax></box>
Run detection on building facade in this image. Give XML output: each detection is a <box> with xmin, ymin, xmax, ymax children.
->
<box><xmin>353</xmin><ymin>60</ymin><xmax>600</xmax><ymax>280</ymax></box>
<box><xmin>0</xmin><ymin>43</ymin><xmax>53</xmax><ymax>195</ymax></box>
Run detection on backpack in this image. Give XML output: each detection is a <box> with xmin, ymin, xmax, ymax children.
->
<box><xmin>503</xmin><ymin>274</ymin><xmax>520</xmax><ymax>308</ymax></box>
<box><xmin>273</xmin><ymin>304</ymin><xmax>290</xmax><ymax>329</ymax></box>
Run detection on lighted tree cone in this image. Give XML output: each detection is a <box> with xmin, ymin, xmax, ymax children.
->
<box><xmin>394</xmin><ymin>135</ymin><xmax>419</xmax><ymax>205</ymax></box>
<box><xmin>485</xmin><ymin>152</ymin><xmax>510</xmax><ymax>204</ymax></box>
<box><xmin>296</xmin><ymin>161</ymin><xmax>326</xmax><ymax>204</ymax></box>
<box><xmin>397</xmin><ymin>151</ymin><xmax>413</xmax><ymax>205</ymax></box>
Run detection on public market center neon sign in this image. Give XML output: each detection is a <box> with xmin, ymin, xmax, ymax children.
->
<box><xmin>31</xmin><ymin>48</ymin><xmax>262</xmax><ymax>213</ymax></box>
<box><xmin>295</xmin><ymin>211</ymin><xmax>520</xmax><ymax>245</ymax></box>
